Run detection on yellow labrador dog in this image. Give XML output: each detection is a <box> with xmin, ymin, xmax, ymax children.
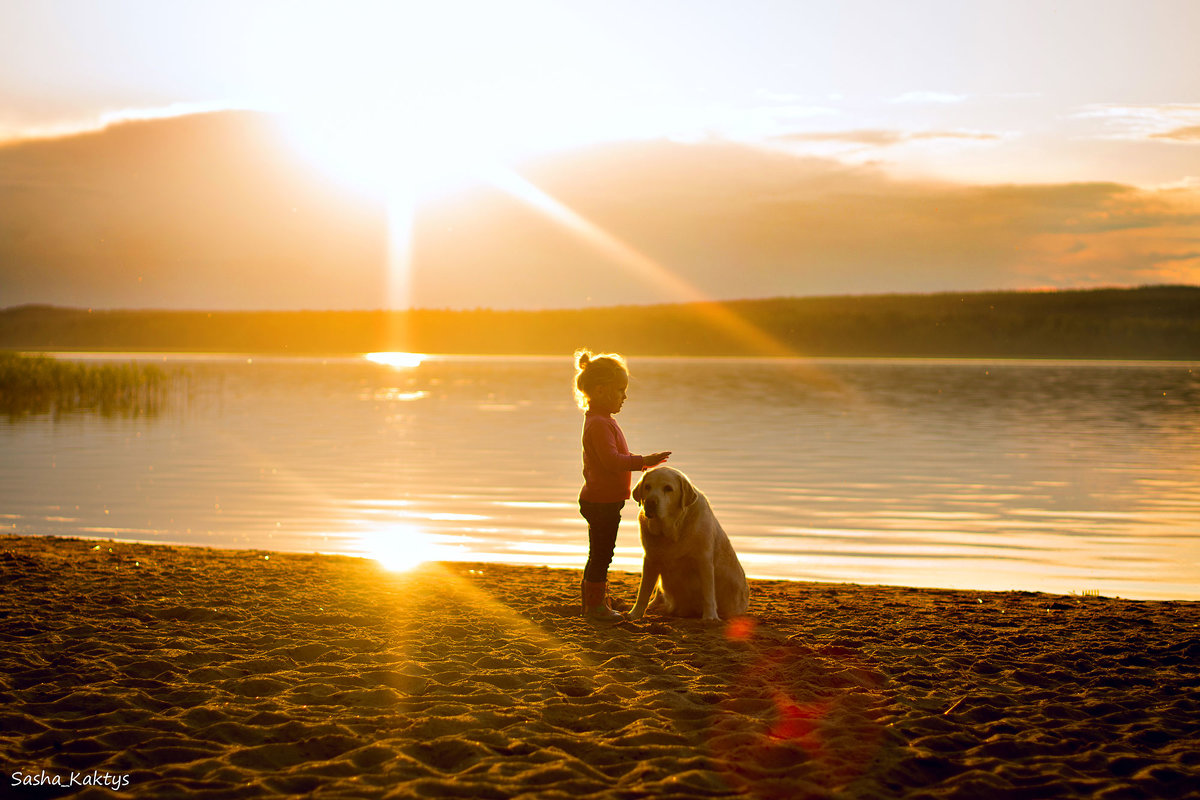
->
<box><xmin>628</xmin><ymin>466</ymin><xmax>749</xmax><ymax>621</ymax></box>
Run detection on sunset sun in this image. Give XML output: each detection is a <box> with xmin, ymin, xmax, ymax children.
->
<box><xmin>281</xmin><ymin>102</ymin><xmax>496</xmax><ymax>201</ymax></box>
<box><xmin>266</xmin><ymin>3</ymin><xmax>652</xmax><ymax>204</ymax></box>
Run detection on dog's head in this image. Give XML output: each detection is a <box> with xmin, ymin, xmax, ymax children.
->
<box><xmin>632</xmin><ymin>466</ymin><xmax>698</xmax><ymax>524</ymax></box>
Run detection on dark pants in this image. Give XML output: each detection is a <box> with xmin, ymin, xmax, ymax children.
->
<box><xmin>580</xmin><ymin>499</ymin><xmax>624</xmax><ymax>582</ymax></box>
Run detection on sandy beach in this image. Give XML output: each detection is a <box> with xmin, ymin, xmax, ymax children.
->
<box><xmin>2</xmin><ymin>535</ymin><xmax>1198</xmax><ymax>799</ymax></box>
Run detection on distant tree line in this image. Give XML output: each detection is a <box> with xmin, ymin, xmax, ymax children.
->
<box><xmin>2</xmin><ymin>286</ymin><xmax>1198</xmax><ymax>360</ymax></box>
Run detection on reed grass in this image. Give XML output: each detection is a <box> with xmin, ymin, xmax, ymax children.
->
<box><xmin>0</xmin><ymin>352</ymin><xmax>178</xmax><ymax>418</ymax></box>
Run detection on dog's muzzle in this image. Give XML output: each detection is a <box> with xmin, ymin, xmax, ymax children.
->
<box><xmin>642</xmin><ymin>500</ymin><xmax>658</xmax><ymax>519</ymax></box>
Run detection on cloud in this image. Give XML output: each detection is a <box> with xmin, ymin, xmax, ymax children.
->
<box><xmin>773</xmin><ymin>129</ymin><xmax>1000</xmax><ymax>148</ymax></box>
<box><xmin>407</xmin><ymin>140</ymin><xmax>1200</xmax><ymax>306</ymax></box>
<box><xmin>1074</xmin><ymin>103</ymin><xmax>1200</xmax><ymax>141</ymax></box>
<box><xmin>0</xmin><ymin>112</ymin><xmax>389</xmax><ymax>310</ymax></box>
<box><xmin>1156</xmin><ymin>176</ymin><xmax>1200</xmax><ymax>190</ymax></box>
<box><xmin>2</xmin><ymin>115</ymin><xmax>1197</xmax><ymax>310</ymax></box>
<box><xmin>0</xmin><ymin>101</ymin><xmax>252</xmax><ymax>145</ymax></box>
<box><xmin>890</xmin><ymin>91</ymin><xmax>969</xmax><ymax>105</ymax></box>
<box><xmin>1152</xmin><ymin>125</ymin><xmax>1200</xmax><ymax>143</ymax></box>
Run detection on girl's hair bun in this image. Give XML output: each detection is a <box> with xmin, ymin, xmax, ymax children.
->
<box><xmin>576</xmin><ymin>350</ymin><xmax>592</xmax><ymax>369</ymax></box>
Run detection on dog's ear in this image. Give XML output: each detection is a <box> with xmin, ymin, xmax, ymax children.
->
<box><xmin>632</xmin><ymin>474</ymin><xmax>645</xmax><ymax>504</ymax></box>
<box><xmin>670</xmin><ymin>473</ymin><xmax>705</xmax><ymax>539</ymax></box>
<box><xmin>678</xmin><ymin>474</ymin><xmax>698</xmax><ymax>509</ymax></box>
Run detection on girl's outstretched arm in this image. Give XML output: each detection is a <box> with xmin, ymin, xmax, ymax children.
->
<box><xmin>642</xmin><ymin>451</ymin><xmax>671</xmax><ymax>468</ymax></box>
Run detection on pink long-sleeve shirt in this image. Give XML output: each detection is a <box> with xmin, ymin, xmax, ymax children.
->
<box><xmin>579</xmin><ymin>411</ymin><xmax>643</xmax><ymax>503</ymax></box>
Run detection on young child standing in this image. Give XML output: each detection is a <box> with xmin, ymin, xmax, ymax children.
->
<box><xmin>574</xmin><ymin>350</ymin><xmax>670</xmax><ymax>622</ymax></box>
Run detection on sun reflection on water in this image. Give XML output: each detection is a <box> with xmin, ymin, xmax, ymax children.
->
<box><xmin>360</xmin><ymin>525</ymin><xmax>457</xmax><ymax>572</ymax></box>
<box><xmin>365</xmin><ymin>352</ymin><xmax>426</xmax><ymax>369</ymax></box>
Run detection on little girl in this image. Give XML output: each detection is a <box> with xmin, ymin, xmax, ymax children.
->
<box><xmin>574</xmin><ymin>350</ymin><xmax>670</xmax><ymax>622</ymax></box>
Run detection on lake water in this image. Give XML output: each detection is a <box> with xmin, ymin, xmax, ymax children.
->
<box><xmin>3</xmin><ymin>354</ymin><xmax>1198</xmax><ymax>601</ymax></box>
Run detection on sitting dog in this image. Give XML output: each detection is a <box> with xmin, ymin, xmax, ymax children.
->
<box><xmin>628</xmin><ymin>466</ymin><xmax>749</xmax><ymax>621</ymax></box>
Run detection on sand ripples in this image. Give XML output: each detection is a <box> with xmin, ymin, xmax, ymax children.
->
<box><xmin>1</xmin><ymin>536</ymin><xmax>1199</xmax><ymax>798</ymax></box>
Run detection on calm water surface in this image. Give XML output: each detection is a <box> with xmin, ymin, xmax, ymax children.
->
<box><xmin>3</xmin><ymin>354</ymin><xmax>1198</xmax><ymax>600</ymax></box>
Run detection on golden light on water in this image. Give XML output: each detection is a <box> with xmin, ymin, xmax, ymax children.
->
<box><xmin>365</xmin><ymin>352</ymin><xmax>425</xmax><ymax>369</ymax></box>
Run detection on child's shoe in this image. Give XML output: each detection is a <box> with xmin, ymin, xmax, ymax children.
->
<box><xmin>582</xmin><ymin>580</ymin><xmax>624</xmax><ymax>623</ymax></box>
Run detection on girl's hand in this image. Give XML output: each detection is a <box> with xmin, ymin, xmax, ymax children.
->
<box><xmin>643</xmin><ymin>451</ymin><xmax>671</xmax><ymax>468</ymax></box>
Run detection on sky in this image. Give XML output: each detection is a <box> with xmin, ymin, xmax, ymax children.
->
<box><xmin>1</xmin><ymin>0</ymin><xmax>1199</xmax><ymax>309</ymax></box>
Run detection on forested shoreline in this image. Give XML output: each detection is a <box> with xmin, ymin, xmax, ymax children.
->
<box><xmin>2</xmin><ymin>286</ymin><xmax>1198</xmax><ymax>360</ymax></box>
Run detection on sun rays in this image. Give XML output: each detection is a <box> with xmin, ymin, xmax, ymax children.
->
<box><xmin>278</xmin><ymin>70</ymin><xmax>819</xmax><ymax>362</ymax></box>
<box><xmin>416</xmin><ymin>165</ymin><xmax>809</xmax><ymax>360</ymax></box>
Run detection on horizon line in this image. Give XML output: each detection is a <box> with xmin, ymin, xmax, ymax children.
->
<box><xmin>5</xmin><ymin>283</ymin><xmax>1197</xmax><ymax>316</ymax></box>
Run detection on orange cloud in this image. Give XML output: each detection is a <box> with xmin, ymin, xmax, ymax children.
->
<box><xmin>1152</xmin><ymin>126</ymin><xmax>1200</xmax><ymax>142</ymax></box>
<box><xmin>2</xmin><ymin>114</ymin><xmax>1197</xmax><ymax>310</ymax></box>
<box><xmin>773</xmin><ymin>129</ymin><xmax>1000</xmax><ymax>148</ymax></box>
<box><xmin>1075</xmin><ymin>104</ymin><xmax>1200</xmax><ymax>142</ymax></box>
<box><xmin>422</xmin><ymin>143</ymin><xmax>1200</xmax><ymax>304</ymax></box>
